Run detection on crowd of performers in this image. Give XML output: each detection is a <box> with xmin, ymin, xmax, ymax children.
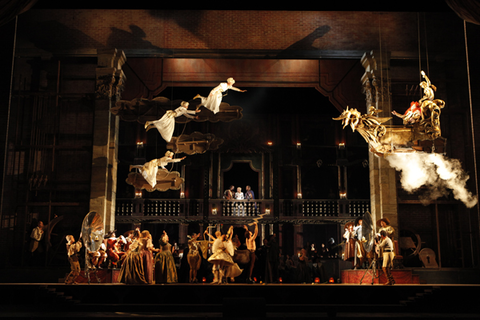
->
<box><xmin>342</xmin><ymin>217</ymin><xmax>397</xmax><ymax>285</ymax></box>
<box><xmin>64</xmin><ymin>221</ymin><xmax>339</xmax><ymax>285</ymax></box>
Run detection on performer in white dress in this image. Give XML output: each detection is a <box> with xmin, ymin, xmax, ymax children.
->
<box><xmin>130</xmin><ymin>151</ymin><xmax>186</xmax><ymax>188</ymax></box>
<box><xmin>193</xmin><ymin>78</ymin><xmax>246</xmax><ymax>114</ymax></box>
<box><xmin>145</xmin><ymin>101</ymin><xmax>199</xmax><ymax>143</ymax></box>
<box><xmin>234</xmin><ymin>187</ymin><xmax>245</xmax><ymax>216</ymax></box>
<box><xmin>224</xmin><ymin>226</ymin><xmax>243</xmax><ymax>282</ymax></box>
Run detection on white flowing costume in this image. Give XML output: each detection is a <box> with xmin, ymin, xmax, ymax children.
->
<box><xmin>147</xmin><ymin>106</ymin><xmax>196</xmax><ymax>142</ymax></box>
<box><xmin>137</xmin><ymin>156</ymin><xmax>183</xmax><ymax>188</ymax></box>
<box><xmin>197</xmin><ymin>82</ymin><xmax>229</xmax><ymax>114</ymax></box>
<box><xmin>224</xmin><ymin>240</ymin><xmax>243</xmax><ymax>278</ymax></box>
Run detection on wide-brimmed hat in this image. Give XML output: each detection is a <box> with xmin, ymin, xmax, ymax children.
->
<box><xmin>377</xmin><ymin>218</ymin><xmax>391</xmax><ymax>227</ymax></box>
<box><xmin>344</xmin><ymin>222</ymin><xmax>354</xmax><ymax>229</ymax></box>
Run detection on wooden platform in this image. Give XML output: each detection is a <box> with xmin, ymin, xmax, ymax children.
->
<box><xmin>341</xmin><ymin>268</ymin><xmax>420</xmax><ymax>284</ymax></box>
<box><xmin>2</xmin><ymin>282</ymin><xmax>480</xmax><ymax>319</ymax></box>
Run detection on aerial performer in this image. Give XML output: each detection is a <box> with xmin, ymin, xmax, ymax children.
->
<box><xmin>392</xmin><ymin>101</ymin><xmax>422</xmax><ymax>125</ymax></box>
<box><xmin>130</xmin><ymin>151</ymin><xmax>185</xmax><ymax>188</ymax></box>
<box><xmin>144</xmin><ymin>101</ymin><xmax>199</xmax><ymax>143</ymax></box>
<box><xmin>194</xmin><ymin>78</ymin><xmax>246</xmax><ymax>114</ymax></box>
<box><xmin>392</xmin><ymin>71</ymin><xmax>436</xmax><ymax>125</ymax></box>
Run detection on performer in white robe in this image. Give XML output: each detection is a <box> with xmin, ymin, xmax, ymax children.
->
<box><xmin>130</xmin><ymin>151</ymin><xmax>185</xmax><ymax>188</ymax></box>
<box><xmin>145</xmin><ymin>101</ymin><xmax>199</xmax><ymax>143</ymax></box>
<box><xmin>193</xmin><ymin>78</ymin><xmax>246</xmax><ymax>114</ymax></box>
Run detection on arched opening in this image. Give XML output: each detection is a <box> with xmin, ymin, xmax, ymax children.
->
<box><xmin>222</xmin><ymin>161</ymin><xmax>259</xmax><ymax>198</ymax></box>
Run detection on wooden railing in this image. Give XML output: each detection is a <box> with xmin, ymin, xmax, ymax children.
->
<box><xmin>115</xmin><ymin>198</ymin><xmax>370</xmax><ymax>221</ymax></box>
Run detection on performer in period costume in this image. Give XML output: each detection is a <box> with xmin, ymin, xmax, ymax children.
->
<box><xmin>234</xmin><ymin>187</ymin><xmax>245</xmax><ymax>216</ymax></box>
<box><xmin>29</xmin><ymin>221</ymin><xmax>44</xmax><ymax>254</ymax></box>
<box><xmin>343</xmin><ymin>222</ymin><xmax>356</xmax><ymax>267</ymax></box>
<box><xmin>206</xmin><ymin>229</ymin><xmax>236</xmax><ymax>284</ymax></box>
<box><xmin>130</xmin><ymin>151</ymin><xmax>186</xmax><ymax>188</ymax></box>
<box><xmin>245</xmin><ymin>185</ymin><xmax>257</xmax><ymax>213</ymax></box>
<box><xmin>105</xmin><ymin>231</ymin><xmax>126</xmax><ymax>268</ymax></box>
<box><xmin>144</xmin><ymin>101</ymin><xmax>199</xmax><ymax>142</ymax></box>
<box><xmin>376</xmin><ymin>230</ymin><xmax>396</xmax><ymax>285</ymax></box>
<box><xmin>224</xmin><ymin>226</ymin><xmax>243</xmax><ymax>283</ymax></box>
<box><xmin>87</xmin><ymin>241</ymin><xmax>107</xmax><ymax>269</ymax></box>
<box><xmin>353</xmin><ymin>217</ymin><xmax>366</xmax><ymax>269</ymax></box>
<box><xmin>377</xmin><ymin>218</ymin><xmax>395</xmax><ymax>240</ymax></box>
<box><xmin>154</xmin><ymin>231</ymin><xmax>178</xmax><ymax>283</ymax></box>
<box><xmin>392</xmin><ymin>101</ymin><xmax>422</xmax><ymax>124</ymax></box>
<box><xmin>65</xmin><ymin>235</ymin><xmax>82</xmax><ymax>284</ymax></box>
<box><xmin>138</xmin><ymin>230</ymin><xmax>158</xmax><ymax>284</ymax></box>
<box><xmin>244</xmin><ymin>222</ymin><xmax>258</xmax><ymax>283</ymax></box>
<box><xmin>224</xmin><ymin>185</ymin><xmax>234</xmax><ymax>200</ymax></box>
<box><xmin>194</xmin><ymin>78</ymin><xmax>246</xmax><ymax>114</ymax></box>
<box><xmin>118</xmin><ymin>229</ymin><xmax>148</xmax><ymax>284</ymax></box>
<box><xmin>187</xmin><ymin>233</ymin><xmax>202</xmax><ymax>283</ymax></box>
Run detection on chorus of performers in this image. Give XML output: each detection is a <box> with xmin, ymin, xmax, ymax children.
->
<box><xmin>341</xmin><ymin>217</ymin><xmax>397</xmax><ymax>285</ymax></box>
<box><xmin>65</xmin><ymin>223</ymin><xmax>339</xmax><ymax>284</ymax></box>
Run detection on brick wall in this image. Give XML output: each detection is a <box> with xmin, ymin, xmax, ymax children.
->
<box><xmin>17</xmin><ymin>9</ymin><xmax>460</xmax><ymax>54</ymax></box>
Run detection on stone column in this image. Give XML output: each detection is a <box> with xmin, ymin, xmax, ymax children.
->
<box><xmin>361</xmin><ymin>50</ymin><xmax>398</xmax><ymax>233</ymax></box>
<box><xmin>90</xmin><ymin>48</ymin><xmax>126</xmax><ymax>232</ymax></box>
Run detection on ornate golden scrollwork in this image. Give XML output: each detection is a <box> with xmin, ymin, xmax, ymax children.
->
<box><xmin>334</xmin><ymin>72</ymin><xmax>446</xmax><ymax>156</ymax></box>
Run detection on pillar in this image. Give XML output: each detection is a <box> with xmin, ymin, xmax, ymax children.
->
<box><xmin>361</xmin><ymin>50</ymin><xmax>398</xmax><ymax>232</ymax></box>
<box><xmin>90</xmin><ymin>48</ymin><xmax>126</xmax><ymax>232</ymax></box>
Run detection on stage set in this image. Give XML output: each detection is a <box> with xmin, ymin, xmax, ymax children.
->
<box><xmin>2</xmin><ymin>2</ymin><xmax>480</xmax><ymax>319</ymax></box>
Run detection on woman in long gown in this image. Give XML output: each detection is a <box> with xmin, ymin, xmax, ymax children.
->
<box><xmin>154</xmin><ymin>231</ymin><xmax>178</xmax><ymax>283</ymax></box>
<box><xmin>130</xmin><ymin>151</ymin><xmax>186</xmax><ymax>188</ymax></box>
<box><xmin>343</xmin><ymin>222</ymin><xmax>356</xmax><ymax>268</ymax></box>
<box><xmin>117</xmin><ymin>230</ymin><xmax>147</xmax><ymax>284</ymax></box>
<box><xmin>138</xmin><ymin>230</ymin><xmax>158</xmax><ymax>284</ymax></box>
<box><xmin>145</xmin><ymin>101</ymin><xmax>199</xmax><ymax>142</ymax></box>
<box><xmin>194</xmin><ymin>78</ymin><xmax>246</xmax><ymax>114</ymax></box>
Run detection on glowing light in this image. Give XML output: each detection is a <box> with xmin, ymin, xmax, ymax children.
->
<box><xmin>134</xmin><ymin>189</ymin><xmax>142</xmax><ymax>198</ymax></box>
<box><xmin>329</xmin><ymin>277</ymin><xmax>335</xmax><ymax>283</ymax></box>
<box><xmin>297</xmin><ymin>193</ymin><xmax>302</xmax><ymax>199</ymax></box>
<box><xmin>267</xmin><ymin>141</ymin><xmax>273</xmax><ymax>146</ymax></box>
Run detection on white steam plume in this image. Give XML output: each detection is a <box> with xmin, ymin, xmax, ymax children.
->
<box><xmin>385</xmin><ymin>153</ymin><xmax>478</xmax><ymax>208</ymax></box>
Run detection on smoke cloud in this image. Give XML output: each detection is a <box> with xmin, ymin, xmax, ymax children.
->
<box><xmin>385</xmin><ymin>153</ymin><xmax>478</xmax><ymax>208</ymax></box>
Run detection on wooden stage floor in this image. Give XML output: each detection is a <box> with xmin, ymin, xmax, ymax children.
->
<box><xmin>1</xmin><ymin>282</ymin><xmax>480</xmax><ymax>319</ymax></box>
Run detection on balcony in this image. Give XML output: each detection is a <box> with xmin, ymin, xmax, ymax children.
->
<box><xmin>114</xmin><ymin>198</ymin><xmax>370</xmax><ymax>225</ymax></box>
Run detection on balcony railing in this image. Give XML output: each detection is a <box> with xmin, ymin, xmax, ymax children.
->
<box><xmin>115</xmin><ymin>198</ymin><xmax>370</xmax><ymax>222</ymax></box>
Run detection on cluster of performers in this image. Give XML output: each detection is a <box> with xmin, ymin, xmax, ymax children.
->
<box><xmin>64</xmin><ymin>222</ymin><xmax>266</xmax><ymax>285</ymax></box>
<box><xmin>343</xmin><ymin>217</ymin><xmax>397</xmax><ymax>285</ymax></box>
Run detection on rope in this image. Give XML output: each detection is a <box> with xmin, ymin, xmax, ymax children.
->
<box><xmin>463</xmin><ymin>20</ymin><xmax>480</xmax><ymax>266</ymax></box>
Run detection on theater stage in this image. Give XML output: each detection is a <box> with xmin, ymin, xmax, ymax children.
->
<box><xmin>1</xmin><ymin>281</ymin><xmax>480</xmax><ymax>319</ymax></box>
